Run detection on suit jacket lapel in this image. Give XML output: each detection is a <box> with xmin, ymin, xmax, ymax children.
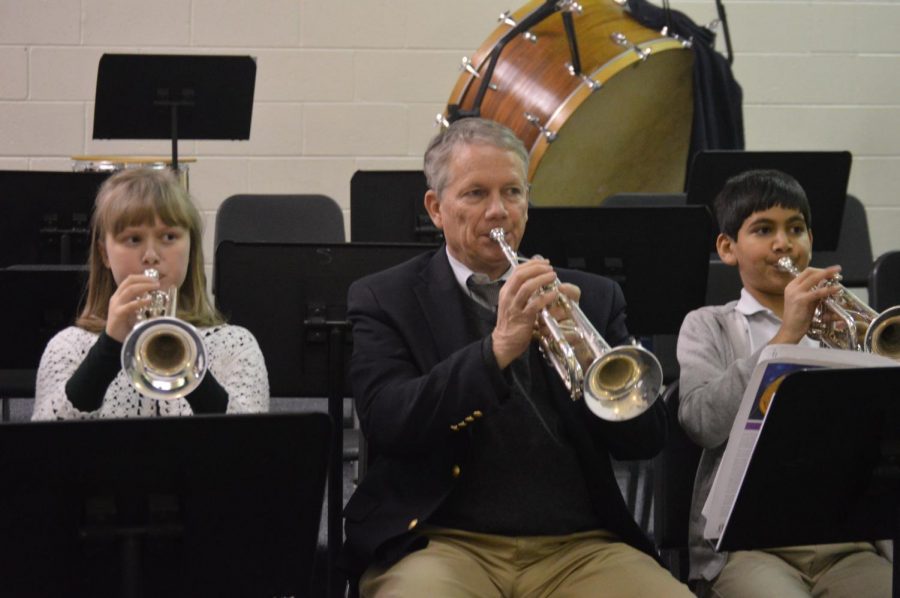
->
<box><xmin>413</xmin><ymin>248</ymin><xmax>472</xmax><ymax>360</ymax></box>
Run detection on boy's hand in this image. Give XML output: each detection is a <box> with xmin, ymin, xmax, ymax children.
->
<box><xmin>771</xmin><ymin>265</ymin><xmax>842</xmax><ymax>345</ymax></box>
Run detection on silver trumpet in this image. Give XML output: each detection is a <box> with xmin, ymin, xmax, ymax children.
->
<box><xmin>490</xmin><ymin>228</ymin><xmax>662</xmax><ymax>421</ymax></box>
<box><xmin>776</xmin><ymin>257</ymin><xmax>900</xmax><ymax>360</ymax></box>
<box><xmin>121</xmin><ymin>268</ymin><xmax>207</xmax><ymax>400</ymax></box>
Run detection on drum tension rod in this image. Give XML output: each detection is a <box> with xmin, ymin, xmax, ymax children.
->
<box><xmin>498</xmin><ymin>11</ymin><xmax>537</xmax><ymax>43</ymax></box>
<box><xmin>524</xmin><ymin>113</ymin><xmax>557</xmax><ymax>143</ymax></box>
<box><xmin>566</xmin><ymin>63</ymin><xmax>600</xmax><ymax>91</ymax></box>
<box><xmin>460</xmin><ymin>57</ymin><xmax>499</xmax><ymax>91</ymax></box>
<box><xmin>611</xmin><ymin>32</ymin><xmax>651</xmax><ymax>61</ymax></box>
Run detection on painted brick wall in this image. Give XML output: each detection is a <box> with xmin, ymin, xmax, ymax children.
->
<box><xmin>1</xmin><ymin>0</ymin><xmax>898</xmax><ymax>272</ymax></box>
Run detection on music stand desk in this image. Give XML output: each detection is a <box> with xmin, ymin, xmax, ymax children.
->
<box><xmin>93</xmin><ymin>54</ymin><xmax>256</xmax><ymax>168</ymax></box>
<box><xmin>685</xmin><ymin>150</ymin><xmax>851</xmax><ymax>252</ymax></box>
<box><xmin>0</xmin><ymin>170</ymin><xmax>109</xmax><ymax>267</ymax></box>
<box><xmin>0</xmin><ymin>413</ymin><xmax>331</xmax><ymax>598</ymax></box>
<box><xmin>350</xmin><ymin>170</ymin><xmax>442</xmax><ymax>243</ymax></box>
<box><xmin>214</xmin><ymin>241</ymin><xmax>438</xmax><ymax>596</ymax></box>
<box><xmin>717</xmin><ymin>367</ymin><xmax>900</xmax><ymax>596</ymax></box>
<box><xmin>520</xmin><ymin>205</ymin><xmax>713</xmax><ymax>336</ymax></box>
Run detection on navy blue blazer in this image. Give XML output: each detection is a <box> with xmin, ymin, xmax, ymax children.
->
<box><xmin>342</xmin><ymin>247</ymin><xmax>667</xmax><ymax>575</ymax></box>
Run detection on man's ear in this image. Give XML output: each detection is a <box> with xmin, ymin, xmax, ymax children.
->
<box><xmin>716</xmin><ymin>232</ymin><xmax>738</xmax><ymax>266</ymax></box>
<box><xmin>424</xmin><ymin>190</ymin><xmax>443</xmax><ymax>230</ymax></box>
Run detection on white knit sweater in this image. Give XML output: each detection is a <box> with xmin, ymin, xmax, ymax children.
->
<box><xmin>33</xmin><ymin>324</ymin><xmax>269</xmax><ymax>419</ymax></box>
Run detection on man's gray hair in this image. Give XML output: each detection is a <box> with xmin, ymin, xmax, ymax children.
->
<box><xmin>423</xmin><ymin>117</ymin><xmax>528</xmax><ymax>197</ymax></box>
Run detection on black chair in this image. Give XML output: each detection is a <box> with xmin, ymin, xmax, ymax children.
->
<box><xmin>214</xmin><ymin>193</ymin><xmax>344</xmax><ymax>245</ymax></box>
<box><xmin>868</xmin><ymin>250</ymin><xmax>900</xmax><ymax>312</ymax></box>
<box><xmin>653</xmin><ymin>381</ymin><xmax>702</xmax><ymax>582</ymax></box>
<box><xmin>212</xmin><ymin>194</ymin><xmax>349</xmax><ymax>597</ymax></box>
<box><xmin>213</xmin><ymin>193</ymin><xmax>350</xmax><ymax>426</ymax></box>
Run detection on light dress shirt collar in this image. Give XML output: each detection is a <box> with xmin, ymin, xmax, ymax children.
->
<box><xmin>734</xmin><ymin>287</ymin><xmax>819</xmax><ymax>354</ymax></box>
<box><xmin>445</xmin><ymin>246</ymin><xmax>512</xmax><ymax>305</ymax></box>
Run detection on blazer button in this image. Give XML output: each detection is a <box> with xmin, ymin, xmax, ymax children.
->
<box><xmin>458</xmin><ymin>420</ymin><xmax>467</xmax><ymax>428</ymax></box>
<box><xmin>465</xmin><ymin>415</ymin><xmax>475</xmax><ymax>423</ymax></box>
<box><xmin>450</xmin><ymin>424</ymin><xmax>459</xmax><ymax>432</ymax></box>
<box><xmin>473</xmin><ymin>410</ymin><xmax>483</xmax><ymax>418</ymax></box>
<box><xmin>408</xmin><ymin>518</ymin><xmax>418</xmax><ymax>530</ymax></box>
<box><xmin>451</xmin><ymin>465</ymin><xmax>461</xmax><ymax>478</ymax></box>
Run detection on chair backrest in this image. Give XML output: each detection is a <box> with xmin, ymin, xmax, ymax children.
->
<box><xmin>868</xmin><ymin>250</ymin><xmax>900</xmax><ymax>312</ymax></box>
<box><xmin>809</xmin><ymin>194</ymin><xmax>872</xmax><ymax>287</ymax></box>
<box><xmin>653</xmin><ymin>381</ymin><xmax>702</xmax><ymax>581</ymax></box>
<box><xmin>213</xmin><ymin>194</ymin><xmax>345</xmax><ymax>295</ymax></box>
<box><xmin>214</xmin><ymin>194</ymin><xmax>345</xmax><ymax>250</ymax></box>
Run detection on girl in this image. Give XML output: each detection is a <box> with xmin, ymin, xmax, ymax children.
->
<box><xmin>33</xmin><ymin>168</ymin><xmax>269</xmax><ymax>419</ymax></box>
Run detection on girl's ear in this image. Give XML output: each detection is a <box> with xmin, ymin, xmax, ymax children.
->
<box><xmin>99</xmin><ymin>239</ymin><xmax>110</xmax><ymax>268</ymax></box>
<box><xmin>716</xmin><ymin>233</ymin><xmax>738</xmax><ymax>266</ymax></box>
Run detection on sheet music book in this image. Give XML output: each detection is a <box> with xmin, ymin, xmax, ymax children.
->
<box><xmin>701</xmin><ymin>344</ymin><xmax>897</xmax><ymax>546</ymax></box>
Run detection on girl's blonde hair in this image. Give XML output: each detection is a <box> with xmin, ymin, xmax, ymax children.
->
<box><xmin>77</xmin><ymin>168</ymin><xmax>223</xmax><ymax>332</ymax></box>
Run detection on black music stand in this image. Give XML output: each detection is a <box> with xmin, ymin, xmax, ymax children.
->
<box><xmin>93</xmin><ymin>54</ymin><xmax>256</xmax><ymax>170</ymax></box>
<box><xmin>0</xmin><ymin>170</ymin><xmax>109</xmax><ymax>267</ymax></box>
<box><xmin>520</xmin><ymin>206</ymin><xmax>713</xmax><ymax>336</ymax></box>
<box><xmin>685</xmin><ymin>150</ymin><xmax>852</xmax><ymax>251</ymax></box>
<box><xmin>214</xmin><ymin>241</ymin><xmax>438</xmax><ymax>597</ymax></box>
<box><xmin>0</xmin><ymin>265</ymin><xmax>88</xmax><ymax>375</ymax></box>
<box><xmin>350</xmin><ymin>170</ymin><xmax>442</xmax><ymax>243</ymax></box>
<box><xmin>0</xmin><ymin>413</ymin><xmax>331</xmax><ymax>598</ymax></box>
<box><xmin>717</xmin><ymin>367</ymin><xmax>900</xmax><ymax>596</ymax></box>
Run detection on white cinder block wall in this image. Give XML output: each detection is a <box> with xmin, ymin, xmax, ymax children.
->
<box><xmin>1</xmin><ymin>0</ymin><xmax>898</xmax><ymax>274</ymax></box>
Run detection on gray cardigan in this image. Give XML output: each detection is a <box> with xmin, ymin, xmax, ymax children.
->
<box><xmin>676</xmin><ymin>301</ymin><xmax>767</xmax><ymax>581</ymax></box>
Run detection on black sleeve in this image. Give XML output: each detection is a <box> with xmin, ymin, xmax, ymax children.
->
<box><xmin>64</xmin><ymin>331</ymin><xmax>123</xmax><ymax>412</ymax></box>
<box><xmin>183</xmin><ymin>372</ymin><xmax>229</xmax><ymax>414</ymax></box>
<box><xmin>65</xmin><ymin>331</ymin><xmax>229</xmax><ymax>414</ymax></box>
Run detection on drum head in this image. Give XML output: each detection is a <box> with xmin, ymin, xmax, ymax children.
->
<box><xmin>529</xmin><ymin>48</ymin><xmax>693</xmax><ymax>206</ymax></box>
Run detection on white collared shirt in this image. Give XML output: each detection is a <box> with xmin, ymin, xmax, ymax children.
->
<box><xmin>735</xmin><ymin>287</ymin><xmax>819</xmax><ymax>354</ymax></box>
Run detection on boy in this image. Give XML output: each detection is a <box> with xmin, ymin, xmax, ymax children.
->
<box><xmin>676</xmin><ymin>169</ymin><xmax>892</xmax><ymax>597</ymax></box>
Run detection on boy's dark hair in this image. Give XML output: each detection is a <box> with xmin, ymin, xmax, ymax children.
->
<box><xmin>714</xmin><ymin>169</ymin><xmax>812</xmax><ymax>239</ymax></box>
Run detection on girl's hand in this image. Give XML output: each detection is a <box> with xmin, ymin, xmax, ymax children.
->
<box><xmin>105</xmin><ymin>273</ymin><xmax>161</xmax><ymax>342</ymax></box>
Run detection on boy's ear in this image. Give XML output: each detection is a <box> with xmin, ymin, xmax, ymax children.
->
<box><xmin>716</xmin><ymin>232</ymin><xmax>738</xmax><ymax>266</ymax></box>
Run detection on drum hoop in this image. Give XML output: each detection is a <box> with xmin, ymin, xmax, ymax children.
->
<box><xmin>526</xmin><ymin>37</ymin><xmax>689</xmax><ymax>179</ymax></box>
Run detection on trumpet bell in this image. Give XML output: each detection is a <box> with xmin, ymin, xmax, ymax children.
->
<box><xmin>864</xmin><ymin>306</ymin><xmax>900</xmax><ymax>361</ymax></box>
<box><xmin>122</xmin><ymin>316</ymin><xmax>207</xmax><ymax>400</ymax></box>
<box><xmin>584</xmin><ymin>346</ymin><xmax>663</xmax><ymax>421</ymax></box>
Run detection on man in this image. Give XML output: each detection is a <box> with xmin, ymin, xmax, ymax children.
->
<box><xmin>343</xmin><ymin>118</ymin><xmax>690</xmax><ymax>597</ymax></box>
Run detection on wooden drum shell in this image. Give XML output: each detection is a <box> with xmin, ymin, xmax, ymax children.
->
<box><xmin>448</xmin><ymin>0</ymin><xmax>694</xmax><ymax>206</ymax></box>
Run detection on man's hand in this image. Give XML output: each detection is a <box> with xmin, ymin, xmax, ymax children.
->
<box><xmin>492</xmin><ymin>258</ymin><xmax>559</xmax><ymax>369</ymax></box>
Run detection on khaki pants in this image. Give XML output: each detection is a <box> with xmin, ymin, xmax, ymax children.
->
<box><xmin>360</xmin><ymin>526</ymin><xmax>693</xmax><ymax>598</ymax></box>
<box><xmin>699</xmin><ymin>543</ymin><xmax>891</xmax><ymax>598</ymax></box>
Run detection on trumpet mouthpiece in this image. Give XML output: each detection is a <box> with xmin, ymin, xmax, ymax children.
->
<box><xmin>776</xmin><ymin>257</ymin><xmax>798</xmax><ymax>274</ymax></box>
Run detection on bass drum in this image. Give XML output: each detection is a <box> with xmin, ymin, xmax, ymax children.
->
<box><xmin>447</xmin><ymin>0</ymin><xmax>694</xmax><ymax>206</ymax></box>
